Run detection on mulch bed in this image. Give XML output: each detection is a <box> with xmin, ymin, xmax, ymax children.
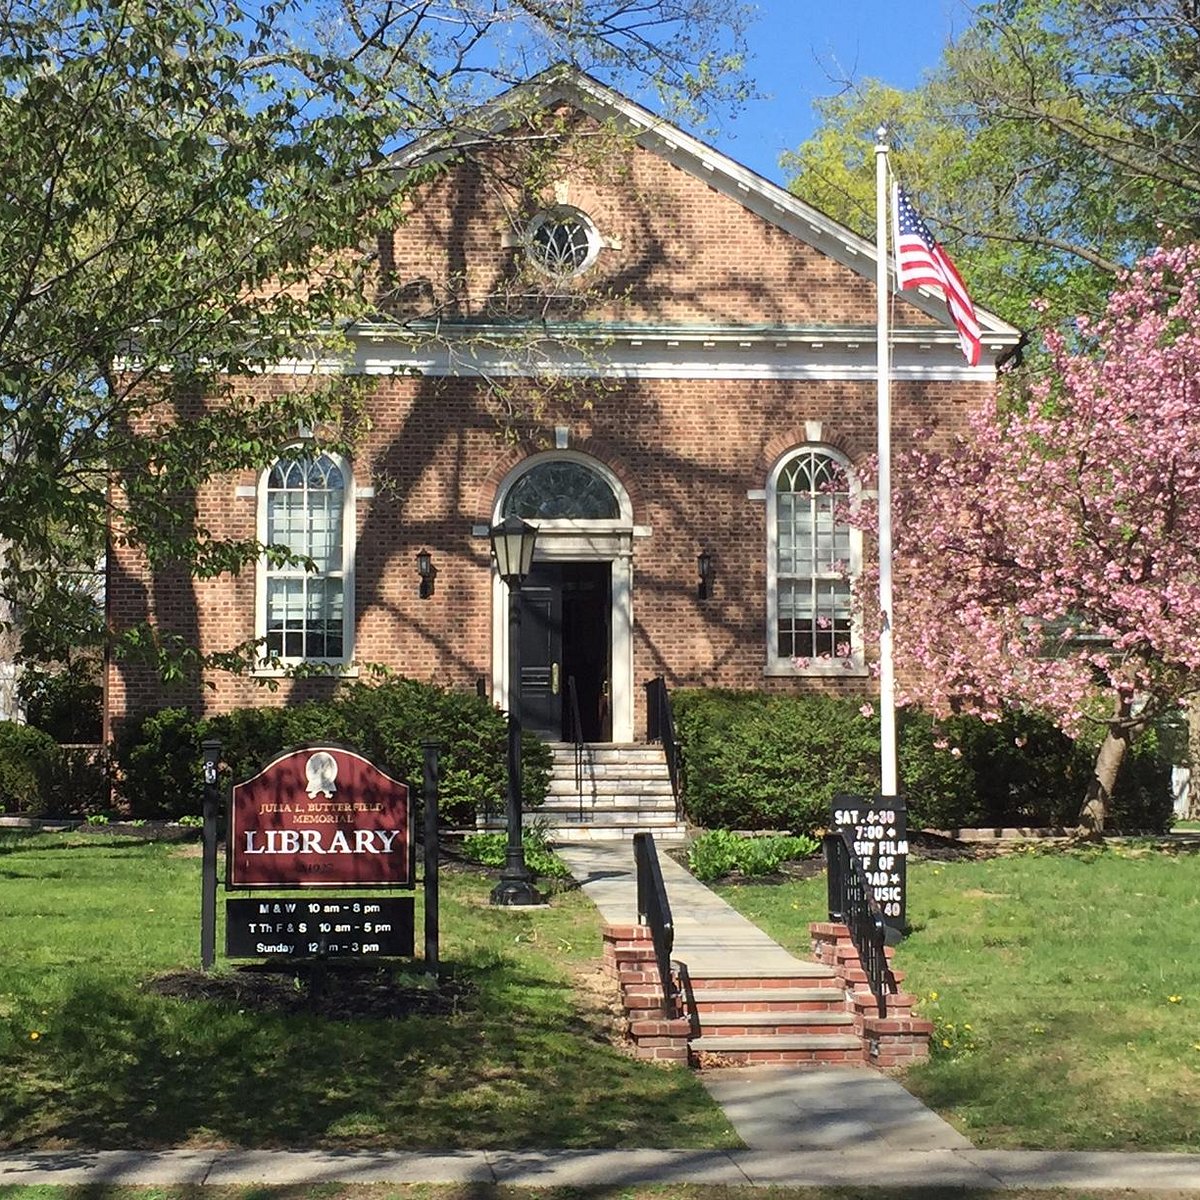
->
<box><xmin>146</xmin><ymin>962</ymin><xmax>472</xmax><ymax>1020</ymax></box>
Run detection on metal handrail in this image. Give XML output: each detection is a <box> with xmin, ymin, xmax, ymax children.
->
<box><xmin>644</xmin><ymin>675</ymin><xmax>684</xmax><ymax>819</ymax></box>
<box><xmin>633</xmin><ymin>831</ymin><xmax>678</xmax><ymax>1015</ymax></box>
<box><xmin>824</xmin><ymin>829</ymin><xmax>896</xmax><ymax>1017</ymax></box>
<box><xmin>566</xmin><ymin>674</ymin><xmax>585</xmax><ymax>822</ymax></box>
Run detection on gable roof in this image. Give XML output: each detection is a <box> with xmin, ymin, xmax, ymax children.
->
<box><xmin>394</xmin><ymin>65</ymin><xmax>1022</xmax><ymax>356</ymax></box>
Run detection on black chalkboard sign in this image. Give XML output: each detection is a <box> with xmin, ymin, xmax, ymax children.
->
<box><xmin>832</xmin><ymin>794</ymin><xmax>907</xmax><ymax>937</ymax></box>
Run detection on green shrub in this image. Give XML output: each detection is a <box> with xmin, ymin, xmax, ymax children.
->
<box><xmin>17</xmin><ymin>659</ymin><xmax>102</xmax><ymax>743</ymax></box>
<box><xmin>686</xmin><ymin>828</ymin><xmax>820</xmax><ymax>882</ymax></box>
<box><xmin>461</xmin><ymin>827</ymin><xmax>570</xmax><ymax>879</ymax></box>
<box><xmin>330</xmin><ymin>679</ymin><xmax>550</xmax><ymax>826</ymax></box>
<box><xmin>0</xmin><ymin>722</ymin><xmax>61</xmax><ymax>813</ymax></box>
<box><xmin>113</xmin><ymin>707</ymin><xmax>203</xmax><ymax>819</ymax></box>
<box><xmin>673</xmin><ymin>689</ymin><xmax>1172</xmax><ymax>835</ymax></box>
<box><xmin>40</xmin><ymin>745</ymin><xmax>111</xmax><ymax>818</ymax></box>
<box><xmin>114</xmin><ymin>678</ymin><xmax>553</xmax><ymax>826</ymax></box>
<box><xmin>672</xmin><ymin>690</ymin><xmax>877</xmax><ymax>834</ymax></box>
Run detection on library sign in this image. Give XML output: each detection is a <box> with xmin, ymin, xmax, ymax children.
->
<box><xmin>200</xmin><ymin>739</ymin><xmax>440</xmax><ymax>972</ymax></box>
<box><xmin>228</xmin><ymin>746</ymin><xmax>412</xmax><ymax>888</ymax></box>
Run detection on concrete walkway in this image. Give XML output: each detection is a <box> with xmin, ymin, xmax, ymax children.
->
<box><xmin>556</xmin><ymin>841</ymin><xmax>969</xmax><ymax>1154</ymax></box>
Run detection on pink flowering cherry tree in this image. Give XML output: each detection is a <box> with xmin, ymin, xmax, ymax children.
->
<box><xmin>874</xmin><ymin>245</ymin><xmax>1200</xmax><ymax>832</ymax></box>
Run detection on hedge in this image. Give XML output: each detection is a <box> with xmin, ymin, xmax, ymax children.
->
<box><xmin>112</xmin><ymin>677</ymin><xmax>552</xmax><ymax>825</ymax></box>
<box><xmin>0</xmin><ymin>722</ymin><xmax>109</xmax><ymax>817</ymax></box>
<box><xmin>671</xmin><ymin>690</ymin><xmax>1172</xmax><ymax>835</ymax></box>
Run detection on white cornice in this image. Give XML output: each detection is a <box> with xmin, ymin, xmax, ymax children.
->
<box><xmin>267</xmin><ymin>331</ymin><xmax>1005</xmax><ymax>383</ymax></box>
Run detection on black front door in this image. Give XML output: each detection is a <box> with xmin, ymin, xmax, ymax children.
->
<box><xmin>516</xmin><ymin>562</ymin><xmax>611</xmax><ymax>740</ymax></box>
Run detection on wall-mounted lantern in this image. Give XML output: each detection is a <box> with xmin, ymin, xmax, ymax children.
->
<box><xmin>417</xmin><ymin>550</ymin><xmax>437</xmax><ymax>599</ymax></box>
<box><xmin>697</xmin><ymin>549</ymin><xmax>714</xmax><ymax>601</ymax></box>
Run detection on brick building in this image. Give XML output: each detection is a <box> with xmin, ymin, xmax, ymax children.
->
<box><xmin>104</xmin><ymin>69</ymin><xmax>1021</xmax><ymax>748</ymax></box>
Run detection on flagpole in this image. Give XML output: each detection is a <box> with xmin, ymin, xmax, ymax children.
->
<box><xmin>875</xmin><ymin>128</ymin><xmax>898</xmax><ymax>800</ymax></box>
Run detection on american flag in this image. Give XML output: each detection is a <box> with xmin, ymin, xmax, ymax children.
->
<box><xmin>892</xmin><ymin>185</ymin><xmax>981</xmax><ymax>367</ymax></box>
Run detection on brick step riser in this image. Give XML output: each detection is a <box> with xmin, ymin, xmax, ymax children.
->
<box><xmin>688</xmin><ymin>976</ymin><xmax>838</xmax><ymax>991</ymax></box>
<box><xmin>697</xmin><ymin>1021</ymin><xmax>855</xmax><ymax>1038</ymax></box>
<box><xmin>693</xmin><ymin>999</ymin><xmax>848</xmax><ymax>1014</ymax></box>
<box><xmin>694</xmin><ymin>1048</ymin><xmax>866</xmax><ymax>1066</ymax></box>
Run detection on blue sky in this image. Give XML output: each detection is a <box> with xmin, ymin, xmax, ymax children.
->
<box><xmin>712</xmin><ymin>0</ymin><xmax>968</xmax><ymax>183</ymax></box>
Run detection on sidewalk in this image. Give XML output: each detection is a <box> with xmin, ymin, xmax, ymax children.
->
<box><xmin>4</xmin><ymin>1146</ymin><xmax>1200</xmax><ymax>1188</ymax></box>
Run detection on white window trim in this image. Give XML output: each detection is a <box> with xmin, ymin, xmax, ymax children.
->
<box><xmin>764</xmin><ymin>443</ymin><xmax>867</xmax><ymax>678</ymax></box>
<box><xmin>253</xmin><ymin>448</ymin><xmax>356</xmax><ymax>671</ymax></box>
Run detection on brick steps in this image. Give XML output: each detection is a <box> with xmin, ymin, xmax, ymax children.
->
<box><xmin>602</xmin><ymin>912</ymin><xmax>935</xmax><ymax>1070</ymax></box>
<box><xmin>683</xmin><ymin>966</ymin><xmax>865</xmax><ymax>1065</ymax></box>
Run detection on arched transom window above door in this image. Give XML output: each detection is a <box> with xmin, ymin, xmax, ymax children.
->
<box><xmin>501</xmin><ymin>456</ymin><xmax>623</xmax><ymax>522</ymax></box>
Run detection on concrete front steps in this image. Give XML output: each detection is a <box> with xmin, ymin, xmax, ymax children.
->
<box><xmin>537</xmin><ymin>743</ymin><xmax>688</xmax><ymax>842</ymax></box>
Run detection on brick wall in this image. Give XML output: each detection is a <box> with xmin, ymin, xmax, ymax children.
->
<box><xmin>106</xmin><ymin>371</ymin><xmax>989</xmax><ymax>729</ymax></box>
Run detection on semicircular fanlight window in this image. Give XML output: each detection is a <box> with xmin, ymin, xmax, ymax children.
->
<box><xmin>503</xmin><ymin>460</ymin><xmax>620</xmax><ymax>520</ymax></box>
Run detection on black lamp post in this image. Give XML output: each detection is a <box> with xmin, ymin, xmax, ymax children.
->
<box><xmin>489</xmin><ymin>514</ymin><xmax>541</xmax><ymax>906</ymax></box>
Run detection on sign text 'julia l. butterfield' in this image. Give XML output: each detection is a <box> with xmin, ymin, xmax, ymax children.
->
<box><xmin>228</xmin><ymin>747</ymin><xmax>410</xmax><ymax>888</ymax></box>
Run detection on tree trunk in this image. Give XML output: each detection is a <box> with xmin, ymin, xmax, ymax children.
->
<box><xmin>1076</xmin><ymin>694</ymin><xmax>1140</xmax><ymax>835</ymax></box>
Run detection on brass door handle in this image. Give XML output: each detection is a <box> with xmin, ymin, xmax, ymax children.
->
<box><xmin>551</xmin><ymin>662</ymin><xmax>560</xmax><ymax>694</ymax></box>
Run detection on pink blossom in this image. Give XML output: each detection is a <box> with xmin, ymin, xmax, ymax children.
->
<box><xmin>859</xmin><ymin>703</ymin><xmax>874</xmax><ymax>718</ymax></box>
<box><xmin>848</xmin><ymin>244</ymin><xmax>1200</xmax><ymax>776</ymax></box>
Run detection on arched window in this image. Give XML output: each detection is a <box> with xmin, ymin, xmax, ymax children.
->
<box><xmin>501</xmin><ymin>458</ymin><xmax>620</xmax><ymax>520</ymax></box>
<box><xmin>766</xmin><ymin>446</ymin><xmax>861</xmax><ymax>673</ymax></box>
<box><xmin>259</xmin><ymin>451</ymin><xmax>352</xmax><ymax>663</ymax></box>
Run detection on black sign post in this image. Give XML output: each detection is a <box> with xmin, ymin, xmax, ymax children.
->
<box><xmin>200</xmin><ymin>738</ymin><xmax>221</xmax><ymax>971</ymax></box>
<box><xmin>832</xmin><ymin>793</ymin><xmax>907</xmax><ymax>941</ymax></box>
<box><xmin>422</xmin><ymin>742</ymin><xmax>441</xmax><ymax>979</ymax></box>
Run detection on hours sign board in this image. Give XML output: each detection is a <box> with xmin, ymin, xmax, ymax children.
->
<box><xmin>831</xmin><ymin>794</ymin><xmax>907</xmax><ymax>937</ymax></box>
<box><xmin>225</xmin><ymin>897</ymin><xmax>415</xmax><ymax>958</ymax></box>
<box><xmin>228</xmin><ymin>745</ymin><xmax>412</xmax><ymax>888</ymax></box>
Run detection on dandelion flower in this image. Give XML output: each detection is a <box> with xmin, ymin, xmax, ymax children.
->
<box><xmin>29</xmin><ymin>1031</ymin><xmax>40</xmax><ymax>1041</ymax></box>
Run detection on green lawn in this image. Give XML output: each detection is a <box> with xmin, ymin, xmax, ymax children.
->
<box><xmin>717</xmin><ymin>841</ymin><xmax>1200</xmax><ymax>1152</ymax></box>
<box><xmin>0</xmin><ymin>831</ymin><xmax>735</xmax><ymax>1151</ymax></box>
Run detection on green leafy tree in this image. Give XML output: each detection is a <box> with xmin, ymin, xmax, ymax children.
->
<box><xmin>784</xmin><ymin>0</ymin><xmax>1200</xmax><ymax>325</ymax></box>
<box><xmin>0</xmin><ymin>0</ymin><xmax>750</xmax><ymax>666</ymax></box>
